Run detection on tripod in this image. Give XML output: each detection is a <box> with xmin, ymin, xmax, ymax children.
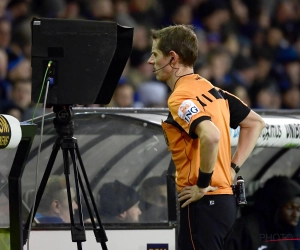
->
<box><xmin>23</xmin><ymin>105</ymin><xmax>108</xmax><ymax>250</ymax></box>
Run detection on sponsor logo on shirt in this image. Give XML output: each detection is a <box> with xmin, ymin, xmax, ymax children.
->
<box><xmin>178</xmin><ymin>100</ymin><xmax>199</xmax><ymax>123</ymax></box>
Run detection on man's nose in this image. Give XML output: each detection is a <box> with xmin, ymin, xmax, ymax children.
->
<box><xmin>147</xmin><ymin>56</ymin><xmax>153</xmax><ymax>64</ymax></box>
<box><xmin>292</xmin><ymin>209</ymin><xmax>300</xmax><ymax>218</ymax></box>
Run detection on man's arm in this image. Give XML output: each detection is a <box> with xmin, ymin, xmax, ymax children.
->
<box><xmin>196</xmin><ymin>120</ymin><xmax>220</xmax><ymax>173</ymax></box>
<box><xmin>231</xmin><ymin>110</ymin><xmax>265</xmax><ymax>168</ymax></box>
<box><xmin>178</xmin><ymin>120</ymin><xmax>219</xmax><ymax>207</ymax></box>
<box><xmin>223</xmin><ymin>90</ymin><xmax>265</xmax><ymax>174</ymax></box>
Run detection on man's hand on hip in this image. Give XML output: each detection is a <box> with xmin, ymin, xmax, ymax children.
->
<box><xmin>178</xmin><ymin>185</ymin><xmax>218</xmax><ymax>208</ymax></box>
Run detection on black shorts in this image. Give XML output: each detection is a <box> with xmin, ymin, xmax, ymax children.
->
<box><xmin>178</xmin><ymin>194</ymin><xmax>238</xmax><ymax>250</ymax></box>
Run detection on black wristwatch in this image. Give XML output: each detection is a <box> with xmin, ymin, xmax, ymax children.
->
<box><xmin>231</xmin><ymin>163</ymin><xmax>240</xmax><ymax>174</ymax></box>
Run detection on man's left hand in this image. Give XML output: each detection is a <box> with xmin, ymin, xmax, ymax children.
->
<box><xmin>178</xmin><ymin>185</ymin><xmax>218</xmax><ymax>208</ymax></box>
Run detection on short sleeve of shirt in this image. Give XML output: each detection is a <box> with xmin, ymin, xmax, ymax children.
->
<box><xmin>223</xmin><ymin>90</ymin><xmax>251</xmax><ymax>129</ymax></box>
<box><xmin>168</xmin><ymin>92</ymin><xmax>211</xmax><ymax>138</ymax></box>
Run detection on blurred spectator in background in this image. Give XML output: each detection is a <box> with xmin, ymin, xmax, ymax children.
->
<box><xmin>0</xmin><ymin>18</ymin><xmax>11</xmax><ymax>50</ymax></box>
<box><xmin>114</xmin><ymin>0</ymin><xmax>136</xmax><ymax>27</ymax></box>
<box><xmin>0</xmin><ymin>49</ymin><xmax>9</xmax><ymax>101</ymax></box>
<box><xmin>31</xmin><ymin>0</ymin><xmax>65</xmax><ymax>18</ymax></box>
<box><xmin>0</xmin><ymin>1</ymin><xmax>9</xmax><ymax>18</ymax></box>
<box><xmin>128</xmin><ymin>0</ymin><xmax>163</xmax><ymax>29</ymax></box>
<box><xmin>128</xmin><ymin>51</ymin><xmax>156</xmax><ymax>91</ymax></box>
<box><xmin>253</xmin><ymin>82</ymin><xmax>282</xmax><ymax>109</ymax></box>
<box><xmin>6</xmin><ymin>0</ymin><xmax>32</xmax><ymax>23</ymax></box>
<box><xmin>8</xmin><ymin>79</ymin><xmax>45</xmax><ymax>121</ymax></box>
<box><xmin>222</xmin><ymin>33</ymin><xmax>240</xmax><ymax>59</ymax></box>
<box><xmin>138</xmin><ymin>176</ymin><xmax>168</xmax><ymax>223</ymax></box>
<box><xmin>1</xmin><ymin>0</ymin><xmax>300</xmax><ymax>112</ymax></box>
<box><xmin>226</xmin><ymin>176</ymin><xmax>300</xmax><ymax>250</ymax></box>
<box><xmin>273</xmin><ymin>0</ymin><xmax>299</xmax><ymax>44</ymax></box>
<box><xmin>136</xmin><ymin>81</ymin><xmax>168</xmax><ymax>108</ymax></box>
<box><xmin>273</xmin><ymin>46</ymin><xmax>300</xmax><ymax>91</ymax></box>
<box><xmin>1</xmin><ymin>101</ymin><xmax>22</xmax><ymax>120</ymax></box>
<box><xmin>208</xmin><ymin>48</ymin><xmax>233</xmax><ymax>89</ymax></box>
<box><xmin>231</xmin><ymin>55</ymin><xmax>257</xmax><ymax>90</ymax></box>
<box><xmin>170</xmin><ymin>3</ymin><xmax>194</xmax><ymax>27</ymax></box>
<box><xmin>194</xmin><ymin>61</ymin><xmax>212</xmax><ymax>80</ymax></box>
<box><xmin>282</xmin><ymin>86</ymin><xmax>300</xmax><ymax>109</ymax></box>
<box><xmin>36</xmin><ymin>175</ymin><xmax>78</xmax><ymax>223</ymax></box>
<box><xmin>110</xmin><ymin>80</ymin><xmax>135</xmax><ymax>107</ymax></box>
<box><xmin>8</xmin><ymin>79</ymin><xmax>31</xmax><ymax>120</ymax></box>
<box><xmin>227</xmin><ymin>84</ymin><xmax>251</xmax><ymax>107</ymax></box>
<box><xmin>7</xmin><ymin>56</ymin><xmax>31</xmax><ymax>83</ymax></box>
<box><xmin>98</xmin><ymin>180</ymin><xmax>141</xmax><ymax>223</ymax></box>
<box><xmin>88</xmin><ymin>0</ymin><xmax>114</xmax><ymax>21</ymax></box>
<box><xmin>127</xmin><ymin>25</ymin><xmax>153</xmax><ymax>90</ymax></box>
<box><xmin>58</xmin><ymin>0</ymin><xmax>83</xmax><ymax>19</ymax></box>
<box><xmin>198</xmin><ymin>0</ymin><xmax>231</xmax><ymax>34</ymax></box>
<box><xmin>10</xmin><ymin>15</ymin><xmax>32</xmax><ymax>59</ymax></box>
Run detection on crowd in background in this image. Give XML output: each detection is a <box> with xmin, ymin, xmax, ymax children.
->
<box><xmin>0</xmin><ymin>0</ymin><xmax>300</xmax><ymax>121</ymax></box>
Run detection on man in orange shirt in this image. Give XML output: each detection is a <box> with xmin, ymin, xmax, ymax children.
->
<box><xmin>147</xmin><ymin>24</ymin><xmax>265</xmax><ymax>250</ymax></box>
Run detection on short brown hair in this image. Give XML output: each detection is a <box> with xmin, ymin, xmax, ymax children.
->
<box><xmin>151</xmin><ymin>24</ymin><xmax>198</xmax><ymax>67</ymax></box>
<box><xmin>38</xmin><ymin>175</ymin><xmax>67</xmax><ymax>212</ymax></box>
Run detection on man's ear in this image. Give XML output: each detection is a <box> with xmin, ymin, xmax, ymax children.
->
<box><xmin>51</xmin><ymin>200</ymin><xmax>60</xmax><ymax>214</ymax></box>
<box><xmin>117</xmin><ymin>211</ymin><xmax>127</xmax><ymax>221</ymax></box>
<box><xmin>169</xmin><ymin>51</ymin><xmax>178</xmax><ymax>63</ymax></box>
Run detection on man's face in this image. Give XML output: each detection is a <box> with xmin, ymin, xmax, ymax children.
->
<box><xmin>0</xmin><ymin>20</ymin><xmax>11</xmax><ymax>49</ymax></box>
<box><xmin>280</xmin><ymin>196</ymin><xmax>300</xmax><ymax>227</ymax></box>
<box><xmin>12</xmin><ymin>81</ymin><xmax>31</xmax><ymax>110</ymax></box>
<box><xmin>124</xmin><ymin>202</ymin><xmax>141</xmax><ymax>223</ymax></box>
<box><xmin>57</xmin><ymin>189</ymin><xmax>78</xmax><ymax>223</ymax></box>
<box><xmin>114</xmin><ymin>84</ymin><xmax>134</xmax><ymax>107</ymax></box>
<box><xmin>152</xmin><ymin>185</ymin><xmax>167</xmax><ymax>207</ymax></box>
<box><xmin>148</xmin><ymin>39</ymin><xmax>172</xmax><ymax>82</ymax></box>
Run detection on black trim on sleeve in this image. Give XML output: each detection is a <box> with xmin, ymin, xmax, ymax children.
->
<box><xmin>209</xmin><ymin>88</ymin><xmax>224</xmax><ymax>100</ymax></box>
<box><xmin>165</xmin><ymin>112</ymin><xmax>185</xmax><ymax>133</ymax></box>
<box><xmin>221</xmin><ymin>90</ymin><xmax>251</xmax><ymax>129</ymax></box>
<box><xmin>189</xmin><ymin>116</ymin><xmax>211</xmax><ymax>139</ymax></box>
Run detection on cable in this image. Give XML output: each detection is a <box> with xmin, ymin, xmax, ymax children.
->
<box><xmin>0</xmin><ymin>182</ymin><xmax>7</xmax><ymax>192</ymax></box>
<box><xmin>26</xmin><ymin>65</ymin><xmax>51</xmax><ymax>250</ymax></box>
<box><xmin>31</xmin><ymin>61</ymin><xmax>53</xmax><ymax>123</ymax></box>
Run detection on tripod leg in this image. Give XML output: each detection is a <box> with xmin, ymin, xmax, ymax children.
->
<box><xmin>77</xmin><ymin>172</ymin><xmax>109</xmax><ymax>250</ymax></box>
<box><xmin>75</xmin><ymin>144</ymin><xmax>108</xmax><ymax>250</ymax></box>
<box><xmin>23</xmin><ymin>138</ymin><xmax>61</xmax><ymax>245</ymax></box>
<box><xmin>62</xmin><ymin>145</ymin><xmax>86</xmax><ymax>249</ymax></box>
<box><xmin>76</xmin><ymin>172</ymin><xmax>97</xmax><ymax>226</ymax></box>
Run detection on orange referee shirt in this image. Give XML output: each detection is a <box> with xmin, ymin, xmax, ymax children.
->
<box><xmin>162</xmin><ymin>74</ymin><xmax>250</xmax><ymax>194</ymax></box>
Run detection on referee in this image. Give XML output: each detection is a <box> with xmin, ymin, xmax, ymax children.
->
<box><xmin>148</xmin><ymin>24</ymin><xmax>265</xmax><ymax>250</ymax></box>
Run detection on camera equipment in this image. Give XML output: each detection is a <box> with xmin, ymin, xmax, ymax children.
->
<box><xmin>9</xmin><ymin>17</ymin><xmax>133</xmax><ymax>250</ymax></box>
<box><xmin>31</xmin><ymin>17</ymin><xmax>133</xmax><ymax>105</ymax></box>
<box><xmin>232</xmin><ymin>175</ymin><xmax>247</xmax><ymax>206</ymax></box>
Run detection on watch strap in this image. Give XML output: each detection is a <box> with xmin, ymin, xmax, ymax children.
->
<box><xmin>231</xmin><ymin>163</ymin><xmax>240</xmax><ymax>174</ymax></box>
